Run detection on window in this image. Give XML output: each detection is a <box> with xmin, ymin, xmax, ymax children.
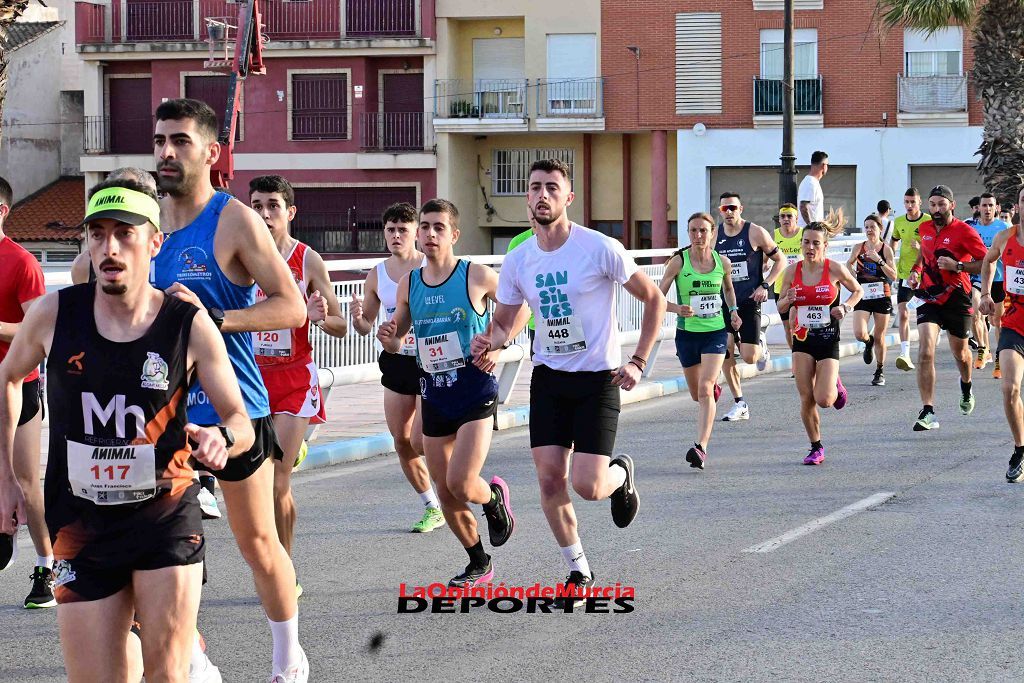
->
<box><xmin>675</xmin><ymin>13</ymin><xmax>722</xmax><ymax>114</ymax></box>
<box><xmin>592</xmin><ymin>221</ymin><xmax>624</xmax><ymax>240</ymax></box>
<box><xmin>904</xmin><ymin>28</ymin><xmax>962</xmax><ymax>76</ymax></box>
<box><xmin>492</xmin><ymin>148</ymin><xmax>575</xmax><ymax>197</ymax></box>
<box><xmin>760</xmin><ymin>29</ymin><xmax>818</xmax><ymax>79</ymax></box>
<box><xmin>291</xmin><ymin>73</ymin><xmax>349</xmax><ymax>141</ymax></box>
<box><xmin>545</xmin><ymin>34</ymin><xmax>598</xmax><ymax>114</ymax></box>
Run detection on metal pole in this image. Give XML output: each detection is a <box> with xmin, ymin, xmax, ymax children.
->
<box><xmin>778</xmin><ymin>0</ymin><xmax>798</xmax><ymax>207</ymax></box>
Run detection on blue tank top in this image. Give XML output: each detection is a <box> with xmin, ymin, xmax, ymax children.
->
<box><xmin>409</xmin><ymin>260</ymin><xmax>496</xmax><ymax>416</ymax></box>
<box><xmin>716</xmin><ymin>220</ymin><xmax>764</xmax><ymax>301</ymax></box>
<box><xmin>150</xmin><ymin>192</ymin><xmax>270</xmax><ymax>424</ymax></box>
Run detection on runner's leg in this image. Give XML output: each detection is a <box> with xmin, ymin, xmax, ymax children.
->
<box><xmin>948</xmin><ymin>332</ymin><xmax>973</xmax><ymax>383</ymax></box>
<box><xmin>873</xmin><ymin>313</ymin><xmax>890</xmax><ymax>367</ymax></box>
<box><xmin>12</xmin><ymin>410</ymin><xmax>51</xmax><ymax>560</ymax></box>
<box><xmin>722</xmin><ymin>336</ymin><xmax>742</xmax><ymax>400</ymax></box>
<box><xmin>917</xmin><ymin>322</ymin><xmax>941</xmax><ymax>406</ymax></box>
<box><xmin>532</xmin><ymin>446</ymin><xmax>576</xmax><ymax>546</ymax></box>
<box><xmin>132</xmin><ymin>563</ymin><xmax>203</xmax><ymax>683</ymax></box>
<box><xmin>271</xmin><ymin>413</ymin><xmax>309</xmax><ymax>556</ymax></box>
<box><xmin>812</xmin><ymin>358</ymin><xmax>840</xmax><ymax>408</ymax></box>
<box><xmin>383</xmin><ymin>390</ymin><xmax>432</xmax><ymax>497</ymax></box>
<box><xmin>794</xmin><ymin>353</ymin><xmax>819</xmax><ymax>442</ymax></box>
<box><xmin>59</xmin><ymin>588</ymin><xmax>136</xmax><ymax>683</ymax></box>
<box><xmin>696</xmin><ymin>354</ymin><xmax>726</xmax><ymax>446</ymax></box>
<box><xmin>1001</xmin><ymin>349</ymin><xmax>1024</xmax><ymax>445</ymax></box>
<box><xmin>852</xmin><ymin>310</ymin><xmax>870</xmax><ymax>343</ymax></box>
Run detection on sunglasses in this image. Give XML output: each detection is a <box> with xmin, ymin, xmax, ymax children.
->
<box><xmin>719</xmin><ymin>205</ymin><xmax>740</xmax><ymax>212</ymax></box>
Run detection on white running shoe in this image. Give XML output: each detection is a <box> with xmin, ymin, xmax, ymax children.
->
<box><xmin>270</xmin><ymin>650</ymin><xmax>309</xmax><ymax>683</ymax></box>
<box><xmin>197</xmin><ymin>487</ymin><xmax>222</xmax><ymax>520</ymax></box>
<box><xmin>756</xmin><ymin>336</ymin><xmax>770</xmax><ymax>371</ymax></box>
<box><xmin>721</xmin><ymin>401</ymin><xmax>750</xmax><ymax>421</ymax></box>
<box><xmin>189</xmin><ymin>652</ymin><xmax>223</xmax><ymax>683</ymax></box>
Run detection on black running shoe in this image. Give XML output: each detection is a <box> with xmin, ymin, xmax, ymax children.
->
<box><xmin>448</xmin><ymin>561</ymin><xmax>494</xmax><ymax>588</ymax></box>
<box><xmin>1007</xmin><ymin>452</ymin><xmax>1024</xmax><ymax>483</ymax></box>
<box><xmin>0</xmin><ymin>532</ymin><xmax>14</xmax><ymax>571</ymax></box>
<box><xmin>24</xmin><ymin>566</ymin><xmax>56</xmax><ymax>609</ymax></box>
<box><xmin>684</xmin><ymin>445</ymin><xmax>706</xmax><ymax>470</ymax></box>
<box><xmin>968</xmin><ymin>336</ymin><xmax>980</xmax><ymax>351</ymax></box>
<box><xmin>862</xmin><ymin>336</ymin><xmax>874</xmax><ymax>365</ymax></box>
<box><xmin>483</xmin><ymin>476</ymin><xmax>515</xmax><ymax>547</ymax></box>
<box><xmin>872</xmin><ymin>368</ymin><xmax>885</xmax><ymax>386</ymax></box>
<box><xmin>552</xmin><ymin>571</ymin><xmax>595</xmax><ymax>610</ymax></box>
<box><xmin>609</xmin><ymin>455</ymin><xmax>639</xmax><ymax>528</ymax></box>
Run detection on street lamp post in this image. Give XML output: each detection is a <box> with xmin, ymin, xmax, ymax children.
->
<box><xmin>778</xmin><ymin>0</ymin><xmax>798</xmax><ymax>207</ymax></box>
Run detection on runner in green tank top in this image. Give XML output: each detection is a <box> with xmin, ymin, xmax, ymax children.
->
<box><xmin>659</xmin><ymin>212</ymin><xmax>742</xmax><ymax>469</ymax></box>
<box><xmin>773</xmin><ymin>204</ymin><xmax>803</xmax><ymax>351</ymax></box>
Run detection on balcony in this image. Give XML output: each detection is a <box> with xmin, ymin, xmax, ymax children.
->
<box><xmin>75</xmin><ymin>0</ymin><xmax>424</xmax><ymax>47</ymax></box>
<box><xmin>897</xmin><ymin>74</ymin><xmax>969</xmax><ymax>127</ymax></box>
<box><xmin>359</xmin><ymin>112</ymin><xmax>433</xmax><ymax>152</ymax></box>
<box><xmin>535</xmin><ymin>77</ymin><xmax>605</xmax><ymax>131</ymax></box>
<box><xmin>83</xmin><ymin>115</ymin><xmax>152</xmax><ymax>155</ymax></box>
<box><xmin>433</xmin><ymin>78</ymin><xmax>606</xmax><ymax>133</ymax></box>
<box><xmin>752</xmin><ymin>76</ymin><xmax>823</xmax><ymax>128</ymax></box>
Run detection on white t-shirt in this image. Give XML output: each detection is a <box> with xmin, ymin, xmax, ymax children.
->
<box><xmin>497</xmin><ymin>224</ymin><xmax>639</xmax><ymax>372</ymax></box>
<box><xmin>797</xmin><ymin>175</ymin><xmax>824</xmax><ymax>228</ymax></box>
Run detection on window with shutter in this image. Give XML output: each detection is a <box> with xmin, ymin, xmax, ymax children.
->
<box><xmin>291</xmin><ymin>73</ymin><xmax>349</xmax><ymax>141</ymax></box>
<box><xmin>675</xmin><ymin>13</ymin><xmax>722</xmax><ymax>115</ymax></box>
<box><xmin>491</xmin><ymin>148</ymin><xmax>574</xmax><ymax>197</ymax></box>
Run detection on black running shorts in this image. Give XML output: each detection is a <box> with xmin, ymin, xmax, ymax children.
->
<box><xmin>992</xmin><ymin>281</ymin><xmax>1006</xmax><ymax>304</ymax></box>
<box><xmin>916</xmin><ymin>290</ymin><xmax>972</xmax><ymax>339</ymax></box>
<box><xmin>723</xmin><ymin>300</ymin><xmax>762</xmax><ymax>345</ymax></box>
<box><xmin>529</xmin><ymin>364</ymin><xmax>620</xmax><ymax>456</ymax></box>
<box><xmin>420</xmin><ymin>395</ymin><xmax>497</xmax><ymax>438</ymax></box>
<box><xmin>854</xmin><ymin>296</ymin><xmax>893</xmax><ymax>315</ymax></box>
<box><xmin>897</xmin><ymin>280</ymin><xmax>915</xmax><ymax>305</ymax></box>
<box><xmin>378</xmin><ymin>351</ymin><xmax>422</xmax><ymax>396</ymax></box>
<box><xmin>205</xmin><ymin>415</ymin><xmax>284</xmax><ymax>482</ymax></box>
<box><xmin>18</xmin><ymin>378</ymin><xmax>41</xmax><ymax>426</ymax></box>
<box><xmin>998</xmin><ymin>326</ymin><xmax>1024</xmax><ymax>359</ymax></box>
<box><xmin>792</xmin><ymin>336</ymin><xmax>840</xmax><ymax>362</ymax></box>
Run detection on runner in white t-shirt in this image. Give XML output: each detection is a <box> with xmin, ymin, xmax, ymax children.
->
<box><xmin>798</xmin><ymin>151</ymin><xmax>829</xmax><ymax>228</ymax></box>
<box><xmin>471</xmin><ymin>158</ymin><xmax>666</xmax><ymax>608</ymax></box>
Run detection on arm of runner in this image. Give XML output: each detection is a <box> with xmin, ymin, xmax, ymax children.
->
<box><xmin>304</xmin><ymin>249</ymin><xmax>347</xmax><ymax>339</ymax></box>
<box><xmin>0</xmin><ymin>293</ymin><xmax>56</xmax><ymax>534</ymax></box>
<box><xmin>846</xmin><ymin>242</ymin><xmax>862</xmax><ymax>271</ymax></box>
<box><xmin>832</xmin><ymin>261</ymin><xmax>863</xmax><ymax>319</ymax></box>
<box><xmin>350</xmin><ymin>267</ymin><xmax>381</xmax><ymax>337</ymax></box>
<box><xmin>0</xmin><ymin>255</ymin><xmax>45</xmax><ymax>343</ymax></box>
<box><xmin>777</xmin><ymin>264</ymin><xmax>797</xmax><ymax>314</ymax></box>
<box><xmin>979</xmin><ymin>229</ymin><xmax>1010</xmax><ymax>315</ymax></box>
<box><xmin>721</xmin><ymin>256</ymin><xmax>742</xmax><ymax>331</ymax></box>
<box><xmin>613</xmin><ymin>270</ymin><xmax>666</xmax><ymax>390</ymax></box>
<box><xmin>470</xmin><ymin>264</ymin><xmax>525</xmax><ymax>372</ymax></box>
<box><xmin>186</xmin><ymin>310</ymin><xmax>256</xmax><ymax>469</ymax></box>
<box><xmin>70</xmin><ymin>251</ymin><xmax>92</xmax><ymax>285</ymax></box>
<box><xmin>377</xmin><ymin>273</ymin><xmax>410</xmax><ymax>354</ymax></box>
<box><xmin>475</xmin><ymin>253</ymin><xmax>527</xmax><ymax>354</ymax></box>
<box><xmin>755</xmin><ymin>227</ymin><xmax>785</xmax><ymax>300</ymax></box>
<box><xmin>908</xmin><ymin>251</ymin><xmax>924</xmax><ymax>289</ymax></box>
<box><xmin>958</xmin><ymin>228</ymin><xmax>989</xmax><ymax>275</ymax></box>
<box><xmin>657</xmin><ymin>254</ymin><xmax>684</xmax><ymax>315</ymax></box>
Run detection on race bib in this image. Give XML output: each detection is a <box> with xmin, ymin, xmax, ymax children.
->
<box><xmin>539</xmin><ymin>315</ymin><xmax>587</xmax><ymax>355</ymax></box>
<box><xmin>66</xmin><ymin>440</ymin><xmax>157</xmax><ymax>505</ymax></box>
<box><xmin>862</xmin><ymin>282</ymin><xmax>886</xmax><ymax>300</ymax></box>
<box><xmin>253</xmin><ymin>330</ymin><xmax>291</xmax><ymax>358</ymax></box>
<box><xmin>1007</xmin><ymin>266</ymin><xmax>1024</xmax><ymax>295</ymax></box>
<box><xmin>798</xmin><ymin>305</ymin><xmax>830</xmax><ymax>329</ymax></box>
<box><xmin>907</xmin><ymin>297</ymin><xmax>925</xmax><ymax>311</ymax></box>
<box><xmin>786</xmin><ymin>254</ymin><xmax>801</xmax><ymax>267</ymax></box>
<box><xmin>399</xmin><ymin>331</ymin><xmax>417</xmax><ymax>356</ymax></box>
<box><xmin>418</xmin><ymin>332</ymin><xmax>466</xmax><ymax>373</ymax></box>
<box><xmin>731</xmin><ymin>261</ymin><xmax>749</xmax><ymax>281</ymax></box>
<box><xmin>691</xmin><ymin>294</ymin><xmax>722</xmax><ymax>318</ymax></box>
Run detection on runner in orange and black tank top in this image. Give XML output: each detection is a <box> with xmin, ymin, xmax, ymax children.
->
<box><xmin>790</xmin><ymin>259</ymin><xmax>842</xmax><ymax>357</ymax></box>
<box><xmin>848</xmin><ymin>215</ymin><xmax>898</xmax><ymax>385</ymax></box>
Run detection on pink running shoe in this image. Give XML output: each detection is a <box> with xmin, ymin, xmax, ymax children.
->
<box><xmin>803</xmin><ymin>445</ymin><xmax>825</xmax><ymax>465</ymax></box>
<box><xmin>834</xmin><ymin>376</ymin><xmax>848</xmax><ymax>410</ymax></box>
<box><xmin>713</xmin><ymin>383</ymin><xmax>722</xmax><ymax>403</ymax></box>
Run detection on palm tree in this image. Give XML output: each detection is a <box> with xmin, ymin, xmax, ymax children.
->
<box><xmin>878</xmin><ymin>0</ymin><xmax>1024</xmax><ymax>205</ymax></box>
<box><xmin>0</xmin><ymin>0</ymin><xmax>29</xmax><ymax>147</ymax></box>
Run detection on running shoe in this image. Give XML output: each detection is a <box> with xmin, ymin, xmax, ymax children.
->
<box><xmin>197</xmin><ymin>487</ymin><xmax>222</xmax><ymax>520</ymax></box>
<box><xmin>0</xmin><ymin>532</ymin><xmax>14</xmax><ymax>571</ymax></box>
<box><xmin>24</xmin><ymin>566</ymin><xmax>56</xmax><ymax>609</ymax></box>
<box><xmin>913</xmin><ymin>409</ymin><xmax>939</xmax><ymax>431</ymax></box>
<box><xmin>968</xmin><ymin>336</ymin><xmax>980</xmax><ymax>351</ymax></box>
<box><xmin>293</xmin><ymin>440</ymin><xmax>308</xmax><ymax>470</ymax></box>
<box><xmin>448</xmin><ymin>561</ymin><xmax>494</xmax><ymax>588</ymax></box>
<box><xmin>269</xmin><ymin>650</ymin><xmax>308</xmax><ymax>683</ymax></box>
<box><xmin>483</xmin><ymin>476</ymin><xmax>514</xmax><ymax>547</ymax></box>
<box><xmin>975</xmin><ymin>347</ymin><xmax>990</xmax><ymax>369</ymax></box>
<box><xmin>803</xmin><ymin>445</ymin><xmax>825</xmax><ymax>466</ymax></box>
<box><xmin>189</xmin><ymin>650</ymin><xmax>223</xmax><ymax>683</ymax></box>
<box><xmin>684</xmin><ymin>444</ymin><xmax>706</xmax><ymax>470</ymax></box>
<box><xmin>296</xmin><ymin>582</ymin><xmax>303</xmax><ymax>600</ymax></box>
<box><xmin>756</xmin><ymin>337</ymin><xmax>770</xmax><ymax>371</ymax></box>
<box><xmin>834</xmin><ymin>376</ymin><xmax>848</xmax><ymax>410</ymax></box>
<box><xmin>871</xmin><ymin>368</ymin><xmax>886</xmax><ymax>386</ymax></box>
<box><xmin>411</xmin><ymin>507</ymin><xmax>445</xmax><ymax>534</ymax></box>
<box><xmin>959</xmin><ymin>391</ymin><xmax>976</xmax><ymax>416</ymax></box>
<box><xmin>722</xmin><ymin>401</ymin><xmax>749</xmax><ymax>421</ymax></box>
<box><xmin>552</xmin><ymin>571</ymin><xmax>595</xmax><ymax>610</ymax></box>
<box><xmin>609</xmin><ymin>454</ymin><xmax>639</xmax><ymax>528</ymax></box>
<box><xmin>862</xmin><ymin>336</ymin><xmax>874</xmax><ymax>365</ymax></box>
<box><xmin>994</xmin><ymin>359</ymin><xmax>1002</xmax><ymax>379</ymax></box>
<box><xmin>895</xmin><ymin>355</ymin><xmax>915</xmax><ymax>372</ymax></box>
<box><xmin>1007</xmin><ymin>452</ymin><xmax>1024</xmax><ymax>483</ymax></box>
<box><xmin>713</xmin><ymin>383</ymin><xmax>722</xmax><ymax>403</ymax></box>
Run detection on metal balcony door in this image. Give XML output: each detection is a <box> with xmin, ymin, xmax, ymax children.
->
<box><xmin>108</xmin><ymin>77</ymin><xmax>152</xmax><ymax>154</ymax></box>
<box><xmin>382</xmin><ymin>72</ymin><xmax>422</xmax><ymax>150</ymax></box>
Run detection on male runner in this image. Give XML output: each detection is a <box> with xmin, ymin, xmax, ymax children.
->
<box><xmin>378</xmin><ymin>199</ymin><xmax>521</xmax><ymax>587</ymax></box>
<box><xmin>350</xmin><ymin>202</ymin><xmax>444</xmax><ymax>534</ymax></box>
<box><xmin>980</xmin><ymin>186</ymin><xmax>1024</xmax><ymax>481</ymax></box>
<box><xmin>969</xmin><ymin>193</ymin><xmax>1007</xmax><ymax>376</ymax></box>
<box><xmin>908</xmin><ymin>185</ymin><xmax>987</xmax><ymax>431</ymax></box>
<box><xmin>249</xmin><ymin>175</ymin><xmax>347</xmax><ymax>585</ymax></box>
<box><xmin>0</xmin><ymin>177</ymin><xmax>254</xmax><ymax>682</ymax></box>
<box><xmin>149</xmin><ymin>99</ymin><xmax>309</xmax><ymax>682</ymax></box>
<box><xmin>0</xmin><ymin>175</ymin><xmax>55</xmax><ymax>609</ymax></box>
<box><xmin>798</xmin><ymin>151</ymin><xmax>828</xmax><ymax>227</ymax></box>
<box><xmin>471</xmin><ymin>158</ymin><xmax>665</xmax><ymax>604</ymax></box>
<box><xmin>716</xmin><ymin>192</ymin><xmax>785</xmax><ymax>420</ymax></box>
<box><xmin>890</xmin><ymin>187</ymin><xmax>930</xmax><ymax>371</ymax></box>
<box><xmin>773</xmin><ymin>203</ymin><xmax>803</xmax><ymax>351</ymax></box>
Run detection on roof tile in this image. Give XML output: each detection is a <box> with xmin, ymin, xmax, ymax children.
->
<box><xmin>7</xmin><ymin>177</ymin><xmax>85</xmax><ymax>242</ymax></box>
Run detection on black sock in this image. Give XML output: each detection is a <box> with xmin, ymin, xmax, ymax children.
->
<box><xmin>923</xmin><ymin>404</ymin><xmax>935</xmax><ymax>415</ymax></box>
<box><xmin>694</xmin><ymin>442</ymin><xmax>703</xmax><ymax>452</ymax></box>
<box><xmin>867</xmin><ymin>335</ymin><xmax>874</xmax><ymax>347</ymax></box>
<box><xmin>482</xmin><ymin>486</ymin><xmax>498</xmax><ymax>513</ymax></box>
<box><xmin>466</xmin><ymin>539</ymin><xmax>489</xmax><ymax>568</ymax></box>
<box><xmin>960</xmin><ymin>379</ymin><xmax>972</xmax><ymax>399</ymax></box>
<box><xmin>199</xmin><ymin>475</ymin><xmax>215</xmax><ymax>495</ymax></box>
<box><xmin>811</xmin><ymin>440</ymin><xmax>823</xmax><ymax>451</ymax></box>
<box><xmin>735</xmin><ymin>396</ymin><xmax>744</xmax><ymax>404</ymax></box>
<box><xmin>1015</xmin><ymin>445</ymin><xmax>1024</xmax><ymax>457</ymax></box>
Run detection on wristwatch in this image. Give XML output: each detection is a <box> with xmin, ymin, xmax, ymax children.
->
<box><xmin>208</xmin><ymin>306</ymin><xmax>225</xmax><ymax>329</ymax></box>
<box><xmin>759</xmin><ymin>282</ymin><xmax>771</xmax><ymax>290</ymax></box>
<box><xmin>956</xmin><ymin>261</ymin><xmax>964</xmax><ymax>272</ymax></box>
<box><xmin>216</xmin><ymin>425</ymin><xmax>236</xmax><ymax>449</ymax></box>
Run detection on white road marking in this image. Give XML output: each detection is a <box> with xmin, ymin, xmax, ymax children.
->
<box><xmin>742</xmin><ymin>491</ymin><xmax>896</xmax><ymax>553</ymax></box>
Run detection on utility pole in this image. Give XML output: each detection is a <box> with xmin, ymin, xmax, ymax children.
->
<box><xmin>778</xmin><ymin>0</ymin><xmax>798</xmax><ymax>207</ymax></box>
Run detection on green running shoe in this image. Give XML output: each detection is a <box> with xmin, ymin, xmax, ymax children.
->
<box><xmin>411</xmin><ymin>507</ymin><xmax>445</xmax><ymax>533</ymax></box>
<box><xmin>913</xmin><ymin>409</ymin><xmax>940</xmax><ymax>431</ymax></box>
<box><xmin>293</xmin><ymin>440</ymin><xmax>308</xmax><ymax>470</ymax></box>
<box><xmin>959</xmin><ymin>392</ymin><xmax>976</xmax><ymax>416</ymax></box>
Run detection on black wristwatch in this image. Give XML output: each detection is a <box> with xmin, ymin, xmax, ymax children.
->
<box><xmin>956</xmin><ymin>261</ymin><xmax>964</xmax><ymax>272</ymax></box>
<box><xmin>759</xmin><ymin>282</ymin><xmax>771</xmax><ymax>290</ymax></box>
<box><xmin>208</xmin><ymin>306</ymin><xmax>225</xmax><ymax>329</ymax></box>
<box><xmin>216</xmin><ymin>425</ymin><xmax>235</xmax><ymax>449</ymax></box>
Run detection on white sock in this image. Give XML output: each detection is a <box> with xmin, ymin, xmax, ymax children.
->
<box><xmin>190</xmin><ymin>631</ymin><xmax>207</xmax><ymax>671</ymax></box>
<box><xmin>36</xmin><ymin>555</ymin><xmax>53</xmax><ymax>569</ymax></box>
<box><xmin>608</xmin><ymin>463</ymin><xmax>627</xmax><ymax>490</ymax></box>
<box><xmin>560</xmin><ymin>541</ymin><xmax>592</xmax><ymax>578</ymax></box>
<box><xmin>901</xmin><ymin>341</ymin><xmax>910</xmax><ymax>356</ymax></box>
<box><xmin>418</xmin><ymin>487</ymin><xmax>440</xmax><ymax>510</ymax></box>
<box><xmin>268</xmin><ymin>615</ymin><xmax>302</xmax><ymax>673</ymax></box>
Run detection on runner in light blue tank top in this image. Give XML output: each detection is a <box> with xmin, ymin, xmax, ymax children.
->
<box><xmin>151</xmin><ymin>191</ymin><xmax>270</xmax><ymax>424</ymax></box>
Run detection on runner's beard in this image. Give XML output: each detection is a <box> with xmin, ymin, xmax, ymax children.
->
<box><xmin>932</xmin><ymin>210</ymin><xmax>951</xmax><ymax>227</ymax></box>
<box><xmin>531</xmin><ymin>205</ymin><xmax>563</xmax><ymax>226</ymax></box>
<box><xmin>101</xmin><ymin>283</ymin><xmax>128</xmax><ymax>295</ymax></box>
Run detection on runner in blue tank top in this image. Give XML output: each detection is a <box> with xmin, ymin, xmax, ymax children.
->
<box><xmin>150</xmin><ymin>99</ymin><xmax>309</xmax><ymax>682</ymax></box>
<box><xmin>378</xmin><ymin>198</ymin><xmax>527</xmax><ymax>589</ymax></box>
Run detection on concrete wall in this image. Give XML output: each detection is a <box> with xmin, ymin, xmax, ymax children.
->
<box><xmin>60</xmin><ymin>90</ymin><xmax>84</xmax><ymax>176</ymax></box>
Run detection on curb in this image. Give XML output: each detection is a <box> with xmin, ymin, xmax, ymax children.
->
<box><xmin>298</xmin><ymin>329</ymin><xmax>919</xmax><ymax>472</ymax></box>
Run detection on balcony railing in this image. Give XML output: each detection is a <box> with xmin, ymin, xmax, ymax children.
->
<box><xmin>84</xmin><ymin>115</ymin><xmax>153</xmax><ymax>155</ymax></box>
<box><xmin>75</xmin><ymin>0</ymin><xmax>421</xmax><ymax>44</ymax></box>
<box><xmin>753</xmin><ymin>76</ymin><xmax>823</xmax><ymax>116</ymax></box>
<box><xmin>898</xmin><ymin>75</ymin><xmax>968</xmax><ymax>113</ymax></box>
<box><xmin>292</xmin><ymin>212</ymin><xmax>386</xmax><ymax>253</ymax></box>
<box><xmin>359</xmin><ymin>112</ymin><xmax>432</xmax><ymax>152</ymax></box>
<box><xmin>292</xmin><ymin>111</ymin><xmax>350</xmax><ymax>141</ymax></box>
<box><xmin>536</xmin><ymin>77</ymin><xmax>603</xmax><ymax>118</ymax></box>
<box><xmin>434</xmin><ymin>79</ymin><xmax>528</xmax><ymax>119</ymax></box>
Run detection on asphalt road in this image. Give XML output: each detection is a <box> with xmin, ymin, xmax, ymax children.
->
<box><xmin>2</xmin><ymin>351</ymin><xmax>1023</xmax><ymax>682</ymax></box>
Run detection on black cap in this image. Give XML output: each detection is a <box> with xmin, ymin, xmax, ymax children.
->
<box><xmin>929</xmin><ymin>185</ymin><xmax>955</xmax><ymax>201</ymax></box>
